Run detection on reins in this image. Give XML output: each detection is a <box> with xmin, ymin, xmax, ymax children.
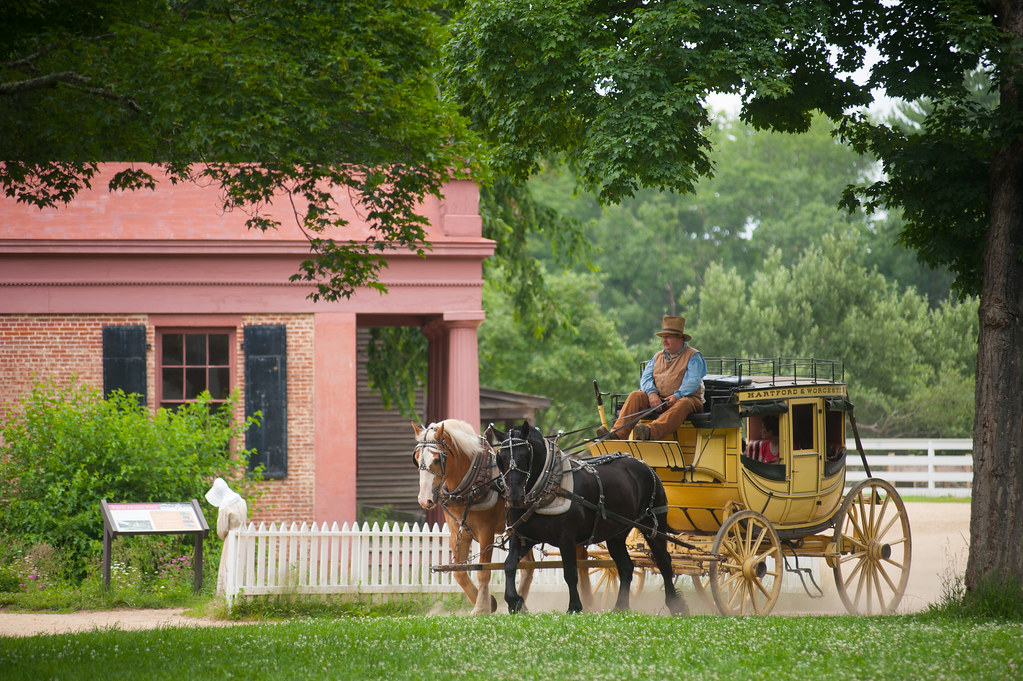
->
<box><xmin>498</xmin><ymin>430</ymin><xmax>701</xmax><ymax>552</ymax></box>
<box><xmin>555</xmin><ymin>464</ymin><xmax>701</xmax><ymax>551</ymax></box>
<box><xmin>549</xmin><ymin>402</ymin><xmax>667</xmax><ymax>458</ymax></box>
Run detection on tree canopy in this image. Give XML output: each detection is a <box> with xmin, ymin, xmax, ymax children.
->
<box><xmin>692</xmin><ymin>236</ymin><xmax>977</xmax><ymax>437</ymax></box>
<box><xmin>1</xmin><ymin>0</ymin><xmax>475</xmax><ymax>299</ymax></box>
<box><xmin>446</xmin><ymin>0</ymin><xmax>1023</xmax><ymax>596</ymax></box>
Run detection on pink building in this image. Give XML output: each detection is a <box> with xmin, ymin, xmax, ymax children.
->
<box><xmin>0</xmin><ymin>165</ymin><xmax>494</xmax><ymax>524</ymax></box>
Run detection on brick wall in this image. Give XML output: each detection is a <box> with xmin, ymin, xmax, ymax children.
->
<box><xmin>0</xmin><ymin>313</ymin><xmax>317</xmax><ymax>523</ymax></box>
<box><xmin>241</xmin><ymin>314</ymin><xmax>316</xmax><ymax>523</ymax></box>
<box><xmin>0</xmin><ymin>314</ymin><xmax>146</xmax><ymax>419</ymax></box>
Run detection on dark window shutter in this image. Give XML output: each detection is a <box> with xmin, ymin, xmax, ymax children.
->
<box><xmin>102</xmin><ymin>325</ymin><xmax>147</xmax><ymax>405</ymax></box>
<box><xmin>244</xmin><ymin>325</ymin><xmax>287</xmax><ymax>478</ymax></box>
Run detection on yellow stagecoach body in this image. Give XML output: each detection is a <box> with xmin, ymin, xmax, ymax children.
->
<box><xmin>580</xmin><ymin>358</ymin><xmax>911</xmax><ymax>617</ymax></box>
<box><xmin>588</xmin><ymin>358</ymin><xmax>850</xmax><ymax>537</ymax></box>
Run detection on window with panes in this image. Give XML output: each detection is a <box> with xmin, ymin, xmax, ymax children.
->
<box><xmin>157</xmin><ymin>330</ymin><xmax>234</xmax><ymax>410</ymax></box>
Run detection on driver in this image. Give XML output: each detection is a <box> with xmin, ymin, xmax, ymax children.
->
<box><xmin>599</xmin><ymin>315</ymin><xmax>706</xmax><ymax>441</ymax></box>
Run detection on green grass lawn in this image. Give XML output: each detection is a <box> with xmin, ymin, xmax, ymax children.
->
<box><xmin>2</xmin><ymin>612</ymin><xmax>1020</xmax><ymax>681</ymax></box>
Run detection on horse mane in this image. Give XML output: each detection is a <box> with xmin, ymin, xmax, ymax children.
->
<box><xmin>430</xmin><ymin>418</ymin><xmax>485</xmax><ymax>459</ymax></box>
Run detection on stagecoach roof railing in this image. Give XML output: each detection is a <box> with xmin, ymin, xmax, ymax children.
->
<box><xmin>704</xmin><ymin>357</ymin><xmax>845</xmax><ymax>387</ymax></box>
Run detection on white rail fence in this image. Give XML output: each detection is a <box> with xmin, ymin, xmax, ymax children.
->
<box><xmin>845</xmin><ymin>438</ymin><xmax>973</xmax><ymax>497</ymax></box>
<box><xmin>223</xmin><ymin>439</ymin><xmax>972</xmax><ymax>606</ymax></box>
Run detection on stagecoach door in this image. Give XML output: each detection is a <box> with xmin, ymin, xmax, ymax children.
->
<box><xmin>787</xmin><ymin>398</ymin><xmax>823</xmax><ymax>499</ymax></box>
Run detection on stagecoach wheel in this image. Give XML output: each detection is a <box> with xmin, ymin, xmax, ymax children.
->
<box><xmin>588</xmin><ymin>566</ymin><xmax>646</xmax><ymax>610</ymax></box>
<box><xmin>832</xmin><ymin>478</ymin><xmax>912</xmax><ymax>615</ymax></box>
<box><xmin>709</xmin><ymin>510</ymin><xmax>783</xmax><ymax>616</ymax></box>
<box><xmin>689</xmin><ymin>572</ymin><xmax>714</xmax><ymax>608</ymax></box>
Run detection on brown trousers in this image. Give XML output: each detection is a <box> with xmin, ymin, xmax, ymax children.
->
<box><xmin>612</xmin><ymin>391</ymin><xmax>704</xmax><ymax>440</ymax></box>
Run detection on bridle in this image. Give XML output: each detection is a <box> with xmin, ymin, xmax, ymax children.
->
<box><xmin>412</xmin><ymin>428</ymin><xmax>451</xmax><ymax>505</ymax></box>
<box><xmin>414</xmin><ymin>425</ymin><xmax>500</xmax><ymax>509</ymax></box>
<box><xmin>498</xmin><ymin>435</ymin><xmax>535</xmax><ymax>494</ymax></box>
<box><xmin>499</xmin><ymin>431</ymin><xmax>562</xmax><ymax>511</ymax></box>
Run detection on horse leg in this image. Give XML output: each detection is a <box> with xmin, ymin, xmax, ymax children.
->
<box><xmin>575</xmin><ymin>545</ymin><xmax>595</xmax><ymax>610</ymax></box>
<box><xmin>474</xmin><ymin>519</ymin><xmax>500</xmax><ymax>614</ymax></box>
<box><xmin>560</xmin><ymin>539</ymin><xmax>584</xmax><ymax>613</ymax></box>
<box><xmin>606</xmin><ymin>535</ymin><xmax>635</xmax><ymax>611</ymax></box>
<box><xmin>449</xmin><ymin>525</ymin><xmax>480</xmax><ymax>611</ymax></box>
<box><xmin>515</xmin><ymin>546</ymin><xmax>535</xmax><ymax>610</ymax></box>
<box><xmin>474</xmin><ymin>540</ymin><xmax>495</xmax><ymax>615</ymax></box>
<box><xmin>646</xmin><ymin>530</ymin><xmax>688</xmax><ymax>616</ymax></box>
<box><xmin>503</xmin><ymin>536</ymin><xmax>529</xmax><ymax>613</ymax></box>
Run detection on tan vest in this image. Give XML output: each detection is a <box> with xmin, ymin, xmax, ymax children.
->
<box><xmin>653</xmin><ymin>345</ymin><xmax>704</xmax><ymax>402</ymax></box>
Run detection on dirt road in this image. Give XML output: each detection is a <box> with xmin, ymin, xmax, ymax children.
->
<box><xmin>0</xmin><ymin>501</ymin><xmax>970</xmax><ymax>637</ymax></box>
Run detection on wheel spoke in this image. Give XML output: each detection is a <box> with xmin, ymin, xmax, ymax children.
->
<box><xmin>744</xmin><ymin>576</ymin><xmax>761</xmax><ymax>613</ymax></box>
<box><xmin>753</xmin><ymin>575</ymin><xmax>772</xmax><ymax>599</ymax></box>
<box><xmin>711</xmin><ymin>511</ymin><xmax>782</xmax><ymax>616</ymax></box>
<box><xmin>874</xmin><ymin>512</ymin><xmax>900</xmax><ymax>540</ymax></box>
<box><xmin>876</xmin><ymin>560</ymin><xmax>900</xmax><ymax>593</ymax></box>
<box><xmin>833</xmin><ymin>480</ymin><xmax>911</xmax><ymax>615</ymax></box>
<box><xmin>871</xmin><ymin>563</ymin><xmax>889</xmax><ymax>614</ymax></box>
<box><xmin>749</xmin><ymin>525</ymin><xmax>768</xmax><ymax>556</ymax></box>
<box><xmin>840</xmin><ymin>553</ymin><xmax>866</xmax><ymax>591</ymax></box>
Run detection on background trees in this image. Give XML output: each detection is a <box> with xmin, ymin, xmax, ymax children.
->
<box><xmin>449</xmin><ymin>0</ymin><xmax>1021</xmax><ymax>596</ymax></box>
<box><xmin>692</xmin><ymin>237</ymin><xmax>978</xmax><ymax>437</ymax></box>
<box><xmin>478</xmin><ymin>115</ymin><xmax>975</xmax><ymax>441</ymax></box>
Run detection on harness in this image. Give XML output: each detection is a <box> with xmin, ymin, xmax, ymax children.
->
<box><xmin>501</xmin><ymin>435</ymin><xmax>563</xmax><ymax>510</ymax></box>
<box><xmin>561</xmin><ymin>454</ymin><xmax>667</xmax><ymax>546</ymax></box>
<box><xmin>413</xmin><ymin>429</ymin><xmax>503</xmax><ymax>547</ymax></box>
<box><xmin>501</xmin><ymin>434</ymin><xmax>690</xmax><ymax>549</ymax></box>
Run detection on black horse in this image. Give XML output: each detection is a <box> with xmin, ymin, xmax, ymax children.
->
<box><xmin>493</xmin><ymin>421</ymin><xmax>687</xmax><ymax>615</ymax></box>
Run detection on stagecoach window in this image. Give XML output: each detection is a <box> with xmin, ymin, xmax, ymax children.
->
<box><xmin>825</xmin><ymin>409</ymin><xmax>845</xmax><ymax>458</ymax></box>
<box><xmin>791</xmin><ymin>403</ymin><xmax>815</xmax><ymax>451</ymax></box>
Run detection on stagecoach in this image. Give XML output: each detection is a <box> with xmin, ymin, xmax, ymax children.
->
<box><xmin>421</xmin><ymin>357</ymin><xmax>911</xmax><ymax>617</ymax></box>
<box><xmin>586</xmin><ymin>357</ymin><xmax>912</xmax><ymax>616</ymax></box>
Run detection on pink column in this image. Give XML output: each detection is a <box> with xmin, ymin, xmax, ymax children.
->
<box><xmin>441</xmin><ymin>313</ymin><xmax>484</xmax><ymax>428</ymax></box>
<box><xmin>422</xmin><ymin>321</ymin><xmax>448</xmax><ymax>425</ymax></box>
<box><xmin>313</xmin><ymin>312</ymin><xmax>357</xmax><ymax>523</ymax></box>
<box><xmin>421</xmin><ymin>313</ymin><xmax>484</xmax><ymax>427</ymax></box>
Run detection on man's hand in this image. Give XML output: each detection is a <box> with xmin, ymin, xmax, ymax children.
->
<box><xmin>647</xmin><ymin>392</ymin><xmax>663</xmax><ymax>410</ymax></box>
<box><xmin>663</xmin><ymin>394</ymin><xmax>678</xmax><ymax>407</ymax></box>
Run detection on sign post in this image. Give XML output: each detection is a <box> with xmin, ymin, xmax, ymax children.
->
<box><xmin>100</xmin><ymin>500</ymin><xmax>210</xmax><ymax>593</ymax></box>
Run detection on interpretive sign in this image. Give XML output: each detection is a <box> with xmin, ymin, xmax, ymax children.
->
<box><xmin>104</xmin><ymin>501</ymin><xmax>205</xmax><ymax>533</ymax></box>
<box><xmin>101</xmin><ymin>499</ymin><xmax>210</xmax><ymax>592</ymax></box>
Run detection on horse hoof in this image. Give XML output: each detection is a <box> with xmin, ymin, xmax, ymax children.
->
<box><xmin>668</xmin><ymin>597</ymin><xmax>690</xmax><ymax>617</ymax></box>
<box><xmin>490</xmin><ymin>595</ymin><xmax>498</xmax><ymax>613</ymax></box>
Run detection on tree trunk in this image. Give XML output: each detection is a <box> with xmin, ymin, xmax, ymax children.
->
<box><xmin>966</xmin><ymin>0</ymin><xmax>1023</xmax><ymax>593</ymax></box>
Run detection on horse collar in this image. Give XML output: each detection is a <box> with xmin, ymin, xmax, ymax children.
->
<box><xmin>441</xmin><ymin>444</ymin><xmax>500</xmax><ymax>509</ymax></box>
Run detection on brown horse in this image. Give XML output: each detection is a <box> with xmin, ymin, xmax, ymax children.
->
<box><xmin>412</xmin><ymin>419</ymin><xmax>535</xmax><ymax>614</ymax></box>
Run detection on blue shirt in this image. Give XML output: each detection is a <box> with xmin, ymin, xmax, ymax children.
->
<box><xmin>640</xmin><ymin>346</ymin><xmax>707</xmax><ymax>399</ymax></box>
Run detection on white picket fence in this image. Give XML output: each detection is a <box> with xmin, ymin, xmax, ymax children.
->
<box><xmin>221</xmin><ymin>520</ymin><xmax>566</xmax><ymax>608</ymax></box>
<box><xmin>222</xmin><ymin>439</ymin><xmax>973</xmax><ymax>606</ymax></box>
<box><xmin>846</xmin><ymin>438</ymin><xmax>973</xmax><ymax>497</ymax></box>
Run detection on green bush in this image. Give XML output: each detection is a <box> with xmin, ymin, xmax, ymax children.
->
<box><xmin>0</xmin><ymin>378</ymin><xmax>262</xmax><ymax>580</ymax></box>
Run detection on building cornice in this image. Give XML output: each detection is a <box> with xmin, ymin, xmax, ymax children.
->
<box><xmin>0</xmin><ymin>238</ymin><xmax>495</xmax><ymax>258</ymax></box>
<box><xmin>0</xmin><ymin>279</ymin><xmax>484</xmax><ymax>288</ymax></box>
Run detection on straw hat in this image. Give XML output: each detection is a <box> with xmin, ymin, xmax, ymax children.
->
<box><xmin>205</xmin><ymin>477</ymin><xmax>242</xmax><ymax>508</ymax></box>
<box><xmin>655</xmin><ymin>316</ymin><xmax>692</xmax><ymax>342</ymax></box>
